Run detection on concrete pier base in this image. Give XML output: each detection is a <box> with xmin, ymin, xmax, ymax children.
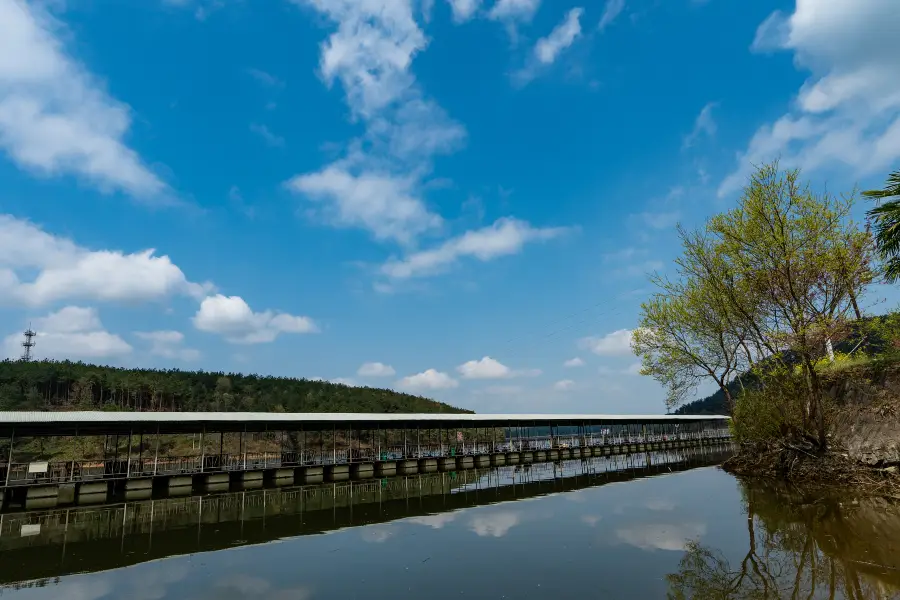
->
<box><xmin>58</xmin><ymin>483</ymin><xmax>76</xmax><ymax>505</ymax></box>
<box><xmin>125</xmin><ymin>488</ymin><xmax>153</xmax><ymax>501</ymax></box>
<box><xmin>376</xmin><ymin>462</ymin><xmax>397</xmax><ymax>477</ymax></box>
<box><xmin>474</xmin><ymin>456</ymin><xmax>491</xmax><ymax>467</ymax></box>
<box><xmin>491</xmin><ymin>454</ymin><xmax>506</xmax><ymax>466</ymax></box>
<box><xmin>506</xmin><ymin>453</ymin><xmax>520</xmax><ymax>464</ymax></box>
<box><xmin>303</xmin><ymin>466</ymin><xmax>324</xmax><ymax>484</ymax></box>
<box><xmin>399</xmin><ymin>460</ymin><xmax>418</xmax><ymax>475</ymax></box>
<box><xmin>206</xmin><ymin>482</ymin><xmax>229</xmax><ymax>493</ymax></box>
<box><xmin>78</xmin><ymin>482</ymin><xmax>108</xmax><ymax>505</ymax></box>
<box><xmin>521</xmin><ymin>452</ymin><xmax>533</xmax><ymax>463</ymax></box>
<box><xmin>457</xmin><ymin>457</ymin><xmax>474</xmax><ymax>469</ymax></box>
<box><xmin>534</xmin><ymin>451</ymin><xmax>546</xmax><ymax>461</ymax></box>
<box><xmin>26</xmin><ymin>486</ymin><xmax>58</xmax><ymax>500</ymax></box>
<box><xmin>328</xmin><ymin>465</ymin><xmax>350</xmax><ymax>481</ymax></box>
<box><xmin>168</xmin><ymin>476</ymin><xmax>192</xmax><ymax>495</ymax></box>
<box><xmin>439</xmin><ymin>457</ymin><xmax>457</xmax><ymax>471</ymax></box>
<box><xmin>26</xmin><ymin>497</ymin><xmax>58</xmax><ymax>510</ymax></box>
<box><xmin>419</xmin><ymin>458</ymin><xmax>438</xmax><ymax>473</ymax></box>
<box><xmin>548</xmin><ymin>450</ymin><xmax>559</xmax><ymax>461</ymax></box>
<box><xmin>352</xmin><ymin>464</ymin><xmax>375</xmax><ymax>479</ymax></box>
<box><xmin>126</xmin><ymin>478</ymin><xmax>153</xmax><ymax>491</ymax></box>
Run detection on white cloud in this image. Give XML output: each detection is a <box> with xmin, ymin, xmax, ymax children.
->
<box><xmin>457</xmin><ymin>356</ymin><xmax>540</xmax><ymax>379</ymax></box>
<box><xmin>134</xmin><ymin>330</ymin><xmax>200</xmax><ymax>361</ymax></box>
<box><xmin>381</xmin><ymin>217</ymin><xmax>571</xmax><ymax>279</ymax></box>
<box><xmin>285</xmin><ymin>0</ymin><xmax>466</xmax><ymax>246</ymax></box>
<box><xmin>553</xmin><ymin>379</ymin><xmax>575</xmax><ymax>391</ymax></box>
<box><xmin>534</xmin><ymin>8</ymin><xmax>583</xmax><ymax>65</ymax></box>
<box><xmin>579</xmin><ymin>329</ymin><xmax>635</xmax><ymax>356</ymax></box>
<box><xmin>563</xmin><ymin>357</ymin><xmax>584</xmax><ymax>367</ymax></box>
<box><xmin>447</xmin><ymin>0</ymin><xmax>481</xmax><ymax>22</ymax></box>
<box><xmin>287</xmin><ymin>166</ymin><xmax>442</xmax><ymax>246</ymax></box>
<box><xmin>0</xmin><ymin>214</ymin><xmax>212</xmax><ymax>307</ymax></box>
<box><xmin>488</xmin><ymin>0</ymin><xmax>540</xmax><ymax>24</ymax></box>
<box><xmin>193</xmin><ymin>294</ymin><xmax>318</xmax><ymax>344</ymax></box>
<box><xmin>250</xmin><ymin>123</ymin><xmax>285</xmax><ymax>147</ymax></box>
<box><xmin>682</xmin><ymin>102</ymin><xmax>717</xmax><ymax>150</ymax></box>
<box><xmin>396</xmin><ymin>368</ymin><xmax>458</xmax><ymax>391</ymax></box>
<box><xmin>0</xmin><ymin>0</ymin><xmax>166</xmax><ymax>198</ymax></box>
<box><xmin>597</xmin><ymin>0</ymin><xmax>624</xmax><ymax>31</ymax></box>
<box><xmin>719</xmin><ymin>0</ymin><xmax>900</xmax><ymax>198</ymax></box>
<box><xmin>3</xmin><ymin>306</ymin><xmax>131</xmax><ymax>360</ymax></box>
<box><xmin>357</xmin><ymin>361</ymin><xmax>396</xmax><ymax>377</ymax></box>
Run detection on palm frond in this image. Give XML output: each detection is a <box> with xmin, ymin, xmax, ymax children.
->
<box><xmin>863</xmin><ymin>169</ymin><xmax>900</xmax><ymax>199</ymax></box>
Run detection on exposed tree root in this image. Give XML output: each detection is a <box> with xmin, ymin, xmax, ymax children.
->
<box><xmin>723</xmin><ymin>439</ymin><xmax>900</xmax><ymax>496</ymax></box>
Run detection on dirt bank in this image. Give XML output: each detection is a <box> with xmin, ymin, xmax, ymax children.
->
<box><xmin>723</xmin><ymin>361</ymin><xmax>900</xmax><ymax>491</ymax></box>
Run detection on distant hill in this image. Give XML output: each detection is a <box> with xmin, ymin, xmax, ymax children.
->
<box><xmin>675</xmin><ymin>315</ymin><xmax>896</xmax><ymax>416</ymax></box>
<box><xmin>0</xmin><ymin>360</ymin><xmax>470</xmax><ymax>414</ymax></box>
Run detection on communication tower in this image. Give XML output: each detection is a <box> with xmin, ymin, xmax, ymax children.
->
<box><xmin>21</xmin><ymin>325</ymin><xmax>36</xmax><ymax>361</ymax></box>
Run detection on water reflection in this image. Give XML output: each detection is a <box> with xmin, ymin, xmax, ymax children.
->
<box><xmin>667</xmin><ymin>483</ymin><xmax>900</xmax><ymax>599</ymax></box>
<box><xmin>2</xmin><ymin>446</ymin><xmax>898</xmax><ymax>599</ymax></box>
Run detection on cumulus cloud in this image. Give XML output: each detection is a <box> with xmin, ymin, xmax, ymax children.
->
<box><xmin>0</xmin><ymin>214</ymin><xmax>211</xmax><ymax>307</ymax></box>
<box><xmin>597</xmin><ymin>0</ymin><xmax>624</xmax><ymax>32</ymax></box>
<box><xmin>193</xmin><ymin>294</ymin><xmax>317</xmax><ymax>344</ymax></box>
<box><xmin>287</xmin><ymin>166</ymin><xmax>442</xmax><ymax>246</ymax></box>
<box><xmin>579</xmin><ymin>329</ymin><xmax>635</xmax><ymax>356</ymax></box>
<box><xmin>534</xmin><ymin>8</ymin><xmax>583</xmax><ymax>65</ymax></box>
<box><xmin>488</xmin><ymin>0</ymin><xmax>540</xmax><ymax>25</ymax></box>
<box><xmin>563</xmin><ymin>357</ymin><xmax>584</xmax><ymax>367</ymax></box>
<box><xmin>0</xmin><ymin>0</ymin><xmax>167</xmax><ymax>199</ymax></box>
<box><xmin>134</xmin><ymin>330</ymin><xmax>200</xmax><ymax>362</ymax></box>
<box><xmin>357</xmin><ymin>361</ymin><xmax>396</xmax><ymax>377</ymax></box>
<box><xmin>3</xmin><ymin>306</ymin><xmax>131</xmax><ymax>360</ymax></box>
<box><xmin>446</xmin><ymin>0</ymin><xmax>481</xmax><ymax>22</ymax></box>
<box><xmin>553</xmin><ymin>379</ymin><xmax>575</xmax><ymax>391</ymax></box>
<box><xmin>456</xmin><ymin>356</ymin><xmax>540</xmax><ymax>379</ymax></box>
<box><xmin>396</xmin><ymin>368</ymin><xmax>458</xmax><ymax>391</ymax></box>
<box><xmin>719</xmin><ymin>0</ymin><xmax>900</xmax><ymax>197</ymax></box>
<box><xmin>286</xmin><ymin>0</ymin><xmax>465</xmax><ymax>246</ymax></box>
<box><xmin>381</xmin><ymin>217</ymin><xmax>571</xmax><ymax>279</ymax></box>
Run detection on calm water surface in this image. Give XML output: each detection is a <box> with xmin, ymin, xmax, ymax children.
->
<box><xmin>1</xmin><ymin>447</ymin><xmax>898</xmax><ymax>599</ymax></box>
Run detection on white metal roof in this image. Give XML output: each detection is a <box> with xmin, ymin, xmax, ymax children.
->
<box><xmin>0</xmin><ymin>411</ymin><xmax>729</xmax><ymax>424</ymax></box>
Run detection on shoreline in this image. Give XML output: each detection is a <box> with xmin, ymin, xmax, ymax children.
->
<box><xmin>721</xmin><ymin>441</ymin><xmax>900</xmax><ymax>496</ymax></box>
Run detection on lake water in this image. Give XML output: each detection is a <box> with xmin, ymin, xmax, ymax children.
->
<box><xmin>1</xmin><ymin>445</ymin><xmax>898</xmax><ymax>599</ymax></box>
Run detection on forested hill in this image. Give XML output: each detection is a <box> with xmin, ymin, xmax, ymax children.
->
<box><xmin>0</xmin><ymin>360</ymin><xmax>471</xmax><ymax>414</ymax></box>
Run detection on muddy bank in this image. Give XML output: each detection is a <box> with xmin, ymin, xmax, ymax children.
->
<box><xmin>724</xmin><ymin>361</ymin><xmax>900</xmax><ymax>489</ymax></box>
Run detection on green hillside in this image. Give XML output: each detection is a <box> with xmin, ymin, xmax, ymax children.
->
<box><xmin>0</xmin><ymin>360</ymin><xmax>470</xmax><ymax>414</ymax></box>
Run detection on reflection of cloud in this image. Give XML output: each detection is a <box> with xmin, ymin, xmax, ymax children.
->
<box><xmin>361</xmin><ymin>527</ymin><xmax>393</xmax><ymax>543</ymax></box>
<box><xmin>38</xmin><ymin>579</ymin><xmax>112</xmax><ymax>600</ymax></box>
<box><xmin>644</xmin><ymin>498</ymin><xmax>676</xmax><ymax>511</ymax></box>
<box><xmin>130</xmin><ymin>562</ymin><xmax>190</xmax><ymax>600</ymax></box>
<box><xmin>407</xmin><ymin>513</ymin><xmax>458</xmax><ymax>529</ymax></box>
<box><xmin>582</xmin><ymin>515</ymin><xmax>602</xmax><ymax>527</ymax></box>
<box><xmin>215</xmin><ymin>575</ymin><xmax>312</xmax><ymax>600</ymax></box>
<box><xmin>470</xmin><ymin>511</ymin><xmax>521</xmax><ymax>538</ymax></box>
<box><xmin>616</xmin><ymin>523</ymin><xmax>707</xmax><ymax>551</ymax></box>
<box><xmin>217</xmin><ymin>575</ymin><xmax>270</xmax><ymax>596</ymax></box>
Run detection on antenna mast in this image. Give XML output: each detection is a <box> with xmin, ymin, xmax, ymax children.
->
<box><xmin>21</xmin><ymin>325</ymin><xmax>36</xmax><ymax>361</ymax></box>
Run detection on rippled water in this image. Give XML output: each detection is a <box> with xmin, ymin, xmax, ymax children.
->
<box><xmin>0</xmin><ymin>445</ymin><xmax>897</xmax><ymax>599</ymax></box>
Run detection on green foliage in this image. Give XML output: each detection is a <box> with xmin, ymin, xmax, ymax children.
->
<box><xmin>731</xmin><ymin>371</ymin><xmax>807</xmax><ymax>444</ymax></box>
<box><xmin>864</xmin><ymin>169</ymin><xmax>900</xmax><ymax>282</ymax></box>
<box><xmin>0</xmin><ymin>359</ymin><xmax>471</xmax><ymax>414</ymax></box>
<box><xmin>633</xmin><ymin>162</ymin><xmax>874</xmax><ymax>447</ymax></box>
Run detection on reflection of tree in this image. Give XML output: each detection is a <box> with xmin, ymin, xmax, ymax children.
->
<box><xmin>666</xmin><ymin>481</ymin><xmax>900</xmax><ymax>599</ymax></box>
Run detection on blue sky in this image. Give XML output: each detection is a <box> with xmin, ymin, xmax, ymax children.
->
<box><xmin>1</xmin><ymin>0</ymin><xmax>898</xmax><ymax>414</ymax></box>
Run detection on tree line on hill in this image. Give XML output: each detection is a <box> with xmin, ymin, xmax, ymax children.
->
<box><xmin>0</xmin><ymin>360</ymin><xmax>471</xmax><ymax>414</ymax></box>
